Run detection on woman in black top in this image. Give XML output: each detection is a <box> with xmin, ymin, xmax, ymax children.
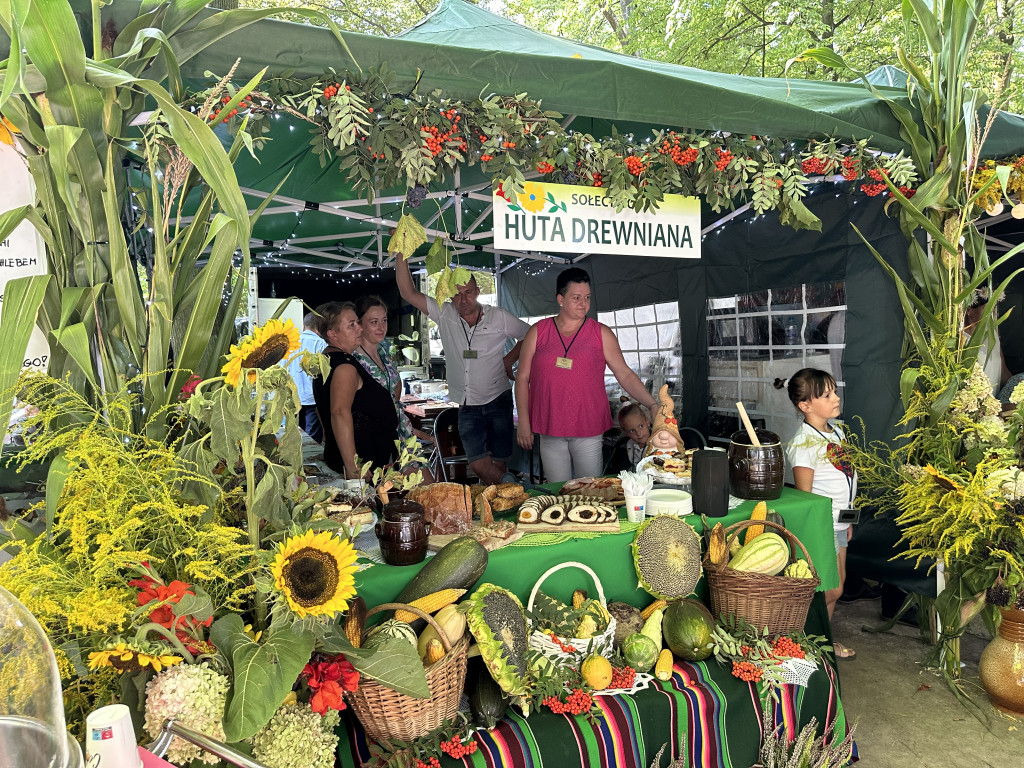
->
<box><xmin>312</xmin><ymin>302</ymin><xmax>399</xmax><ymax>477</ymax></box>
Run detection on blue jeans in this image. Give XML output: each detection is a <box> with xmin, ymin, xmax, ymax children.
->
<box><xmin>299</xmin><ymin>404</ymin><xmax>323</xmax><ymax>444</ymax></box>
<box><xmin>458</xmin><ymin>390</ymin><xmax>514</xmax><ymax>463</ymax></box>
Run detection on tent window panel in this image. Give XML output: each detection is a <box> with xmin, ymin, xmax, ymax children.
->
<box><xmin>706</xmin><ymin>283</ymin><xmax>847</xmax><ymax>447</ymax></box>
<box><xmin>615</xmin><ymin>308</ymin><xmax>634</xmax><ymax>325</ymax></box>
<box><xmin>659</xmin><ymin>322</ymin><xmax>679</xmax><ymax>347</ymax></box>
<box><xmin>635</xmin><ymin>304</ymin><xmax>656</xmax><ymax>324</ymax></box>
<box><xmin>637</xmin><ymin>325</ymin><xmax>658</xmax><ymax>348</ymax></box>
<box><xmin>619</xmin><ymin>326</ymin><xmax>639</xmax><ymax>351</ymax></box>
<box><xmin>597</xmin><ymin>311</ymin><xmax>615</xmax><ymax>324</ymax></box>
<box><xmin>656</xmin><ymin>303</ymin><xmax>679</xmax><ymax>322</ymax></box>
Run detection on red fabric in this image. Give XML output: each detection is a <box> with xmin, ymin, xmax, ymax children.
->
<box><xmin>528</xmin><ymin>317</ymin><xmax>613</xmax><ymax>438</ymax></box>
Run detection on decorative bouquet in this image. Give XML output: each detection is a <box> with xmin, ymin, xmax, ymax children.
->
<box><xmin>0</xmin><ymin>319</ymin><xmax>428</xmax><ymax>767</ymax></box>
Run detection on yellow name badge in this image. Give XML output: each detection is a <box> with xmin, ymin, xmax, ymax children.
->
<box><xmin>462</xmin><ymin>349</ymin><xmax>478</xmax><ymax>359</ymax></box>
<box><xmin>555</xmin><ymin>357</ymin><xmax>573</xmax><ymax>369</ymax></box>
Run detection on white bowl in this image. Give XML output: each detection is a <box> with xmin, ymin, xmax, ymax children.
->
<box><xmin>645</xmin><ymin>488</ymin><xmax>693</xmax><ymax>516</ymax></box>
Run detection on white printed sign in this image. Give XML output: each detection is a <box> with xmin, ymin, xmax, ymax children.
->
<box><xmin>0</xmin><ymin>141</ymin><xmax>49</xmax><ymax>371</ymax></box>
<box><xmin>493</xmin><ymin>181</ymin><xmax>701</xmax><ymax>259</ymax></box>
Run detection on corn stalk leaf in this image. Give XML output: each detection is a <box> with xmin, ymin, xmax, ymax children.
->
<box><xmin>0</xmin><ymin>274</ymin><xmax>50</xmax><ymax>439</ymax></box>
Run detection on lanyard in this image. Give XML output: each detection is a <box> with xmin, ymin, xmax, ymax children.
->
<box><xmin>556</xmin><ymin>317</ymin><xmax>587</xmax><ymax>359</ymax></box>
<box><xmin>460</xmin><ymin>306</ymin><xmax>483</xmax><ymax>350</ymax></box>
<box><xmin>806</xmin><ymin>421</ymin><xmax>855</xmax><ymax>504</ymax></box>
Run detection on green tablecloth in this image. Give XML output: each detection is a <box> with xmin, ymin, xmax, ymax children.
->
<box><xmin>353</xmin><ymin>486</ymin><xmax>838</xmax><ymax>610</ymax></box>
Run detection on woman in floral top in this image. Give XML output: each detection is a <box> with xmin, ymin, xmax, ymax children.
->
<box><xmin>354</xmin><ymin>296</ymin><xmax>434</xmax><ymax>479</ymax></box>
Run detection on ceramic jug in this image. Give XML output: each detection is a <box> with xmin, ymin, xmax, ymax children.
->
<box><xmin>375</xmin><ymin>499</ymin><xmax>430</xmax><ymax>566</ymax></box>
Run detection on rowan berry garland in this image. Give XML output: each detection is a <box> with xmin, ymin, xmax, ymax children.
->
<box><xmin>178</xmin><ymin>65</ymin><xmax>926</xmax><ymax>224</ymax></box>
<box><xmin>711</xmin><ymin>617</ymin><xmax>831</xmax><ymax>691</ymax></box>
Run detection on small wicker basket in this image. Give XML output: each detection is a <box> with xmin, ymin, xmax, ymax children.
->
<box><xmin>347</xmin><ymin>602</ymin><xmax>469</xmax><ymax>744</ymax></box>
<box><xmin>527</xmin><ymin>561</ymin><xmax>617</xmax><ymax>665</ymax></box>
<box><xmin>704</xmin><ymin>519</ymin><xmax>821</xmax><ymax>635</ymax></box>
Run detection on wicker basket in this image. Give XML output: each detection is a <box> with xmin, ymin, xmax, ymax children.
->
<box><xmin>527</xmin><ymin>561</ymin><xmax>617</xmax><ymax>665</ymax></box>
<box><xmin>704</xmin><ymin>519</ymin><xmax>821</xmax><ymax>635</ymax></box>
<box><xmin>347</xmin><ymin>602</ymin><xmax>469</xmax><ymax>744</ymax></box>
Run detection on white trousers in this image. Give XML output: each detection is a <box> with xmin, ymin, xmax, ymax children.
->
<box><xmin>538</xmin><ymin>434</ymin><xmax>604</xmax><ymax>483</ymax></box>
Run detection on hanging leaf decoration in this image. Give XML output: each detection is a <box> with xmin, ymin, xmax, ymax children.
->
<box><xmin>387</xmin><ymin>213</ymin><xmax>427</xmax><ymax>260</ymax></box>
<box><xmin>424</xmin><ymin>236</ymin><xmax>449</xmax><ymax>275</ymax></box>
<box><xmin>434</xmin><ymin>266</ymin><xmax>457</xmax><ymax>305</ymax></box>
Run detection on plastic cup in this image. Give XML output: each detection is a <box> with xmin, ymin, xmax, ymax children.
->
<box><xmin>624</xmin><ymin>494</ymin><xmax>647</xmax><ymax>523</ymax></box>
<box><xmin>85</xmin><ymin>704</ymin><xmax>141</xmax><ymax>768</ymax></box>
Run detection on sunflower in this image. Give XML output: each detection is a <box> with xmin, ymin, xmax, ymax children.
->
<box><xmin>0</xmin><ymin>116</ymin><xmax>19</xmax><ymax>147</ymax></box>
<box><xmin>520</xmin><ymin>181</ymin><xmax>546</xmax><ymax>213</ymax></box>
<box><xmin>271</xmin><ymin>530</ymin><xmax>358</xmax><ymax>619</ymax></box>
<box><xmin>221</xmin><ymin>318</ymin><xmax>301</xmax><ymax>387</ymax></box>
<box><xmin>88</xmin><ymin>641</ymin><xmax>182</xmax><ymax>674</ymax></box>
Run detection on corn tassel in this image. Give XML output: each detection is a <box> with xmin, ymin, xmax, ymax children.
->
<box><xmin>744</xmin><ymin>501</ymin><xmax>769</xmax><ymax>544</ymax></box>
<box><xmin>655</xmin><ymin>649</ymin><xmax>673</xmax><ymax>681</ymax></box>
<box><xmin>424</xmin><ymin>638</ymin><xmax>445</xmax><ymax>666</ymax></box>
<box><xmin>394</xmin><ymin>589</ymin><xmax>466</xmax><ymax>622</ymax></box>
<box><xmin>640</xmin><ymin>599</ymin><xmax>668</xmax><ymax>621</ymax></box>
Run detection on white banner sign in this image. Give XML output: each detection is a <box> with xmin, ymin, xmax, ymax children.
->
<box><xmin>0</xmin><ymin>141</ymin><xmax>50</xmax><ymax>371</ymax></box>
<box><xmin>493</xmin><ymin>181</ymin><xmax>701</xmax><ymax>259</ymax></box>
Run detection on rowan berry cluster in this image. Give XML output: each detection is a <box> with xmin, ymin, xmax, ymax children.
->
<box><xmin>415</xmin><ymin>757</ymin><xmax>441</xmax><ymax>768</ymax></box>
<box><xmin>800</xmin><ymin>156</ymin><xmax>830</xmax><ymax>175</ymax></box>
<box><xmin>480</xmin><ymin>154</ymin><xmax>493</xmax><ymax>162</ymax></box>
<box><xmin>421</xmin><ymin>115</ymin><xmax>467</xmax><ymax>157</ymax></box>
<box><xmin>658</xmin><ymin>132</ymin><xmax>699</xmax><ymax>166</ymax></box>
<box><xmin>860</xmin><ymin>182</ymin><xmax>887</xmax><ymax>196</ymax></box>
<box><xmin>322</xmin><ymin>83</ymin><xmax>339</xmax><ymax>99</ymax></box>
<box><xmin>542</xmin><ymin>688</ymin><xmax>592</xmax><ymax>715</ymax></box>
<box><xmin>714</xmin><ymin>148</ymin><xmax>734</xmax><ymax>171</ymax></box>
<box><xmin>866</xmin><ymin>168</ymin><xmax>887</xmax><ymax>181</ymax></box>
<box><xmin>547</xmin><ymin>632</ymin><xmax>577</xmax><ymax>654</ymax></box>
<box><xmin>536</xmin><ymin>161</ymin><xmax>555</xmax><ymax>174</ymax></box>
<box><xmin>732</xmin><ymin>661</ymin><xmax>764</xmax><ymax>682</ymax></box>
<box><xmin>208</xmin><ymin>94</ymin><xmax>252</xmax><ymax>124</ymax></box>
<box><xmin>592</xmin><ymin>172</ymin><xmax>604</xmax><ymax>187</ymax></box>
<box><xmin>439</xmin><ymin>735</ymin><xmax>478</xmax><ymax>759</ymax></box>
<box><xmin>771</xmin><ymin>637</ymin><xmax>806</xmax><ymax>659</ymax></box>
<box><xmin>898</xmin><ymin>186</ymin><xmax>916</xmax><ymax>198</ymax></box>
<box><xmin>841</xmin><ymin>157</ymin><xmax>859</xmax><ymax>180</ymax></box>
<box><xmin>625</xmin><ymin>155</ymin><xmax>648</xmax><ymax>176</ymax></box>
<box><xmin>608</xmin><ymin>666</ymin><xmax>636</xmax><ymax>689</ymax></box>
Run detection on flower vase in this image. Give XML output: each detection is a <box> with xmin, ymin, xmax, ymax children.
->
<box><xmin>979</xmin><ymin>607</ymin><xmax>1024</xmax><ymax>715</ymax></box>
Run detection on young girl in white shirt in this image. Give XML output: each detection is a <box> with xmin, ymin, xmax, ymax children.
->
<box><xmin>785</xmin><ymin>368</ymin><xmax>857</xmax><ymax>660</ymax></box>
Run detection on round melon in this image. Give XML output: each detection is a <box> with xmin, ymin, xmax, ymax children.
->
<box><xmin>622</xmin><ymin>632</ymin><xmax>659</xmax><ymax>672</ymax></box>
<box><xmin>662</xmin><ymin>599</ymin><xmax>716</xmax><ymax>662</ymax></box>
<box><xmin>631</xmin><ymin>515</ymin><xmax>702</xmax><ymax>599</ymax></box>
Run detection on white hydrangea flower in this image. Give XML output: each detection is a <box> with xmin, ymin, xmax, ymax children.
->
<box><xmin>144</xmin><ymin>662</ymin><xmax>229</xmax><ymax>766</ymax></box>
<box><xmin>1011</xmin><ymin>380</ymin><xmax>1024</xmax><ymax>405</ymax></box>
<box><xmin>986</xmin><ymin>467</ymin><xmax>1024</xmax><ymax>501</ymax></box>
<box><xmin>250</xmin><ymin>703</ymin><xmax>340</xmax><ymax>768</ymax></box>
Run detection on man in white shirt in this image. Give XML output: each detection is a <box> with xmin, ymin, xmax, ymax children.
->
<box><xmin>397</xmin><ymin>254</ymin><xmax>530</xmax><ymax>484</ymax></box>
<box><xmin>285</xmin><ymin>312</ymin><xmax>328</xmax><ymax>443</ymax></box>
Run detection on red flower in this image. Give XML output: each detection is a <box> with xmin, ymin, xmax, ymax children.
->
<box><xmin>303</xmin><ymin>654</ymin><xmax>359</xmax><ymax>694</ymax></box>
<box><xmin>179</xmin><ymin>375</ymin><xmax>202</xmax><ymax>400</ymax></box>
<box><xmin>310</xmin><ymin>680</ymin><xmax>347</xmax><ymax>714</ymax></box>
<box><xmin>495</xmin><ymin>182</ymin><xmax>511</xmax><ymax>201</ymax></box>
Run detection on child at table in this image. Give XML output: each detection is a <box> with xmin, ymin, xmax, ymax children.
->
<box><xmin>604</xmin><ymin>399</ymin><xmax>651</xmax><ymax>473</ymax></box>
<box><xmin>785</xmin><ymin>368</ymin><xmax>857</xmax><ymax>660</ymax></box>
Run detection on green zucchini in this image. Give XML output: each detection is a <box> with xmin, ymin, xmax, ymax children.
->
<box><xmin>467</xmin><ymin>656</ymin><xmax>509</xmax><ymax>729</ymax></box>
<box><xmin>395</xmin><ymin>536</ymin><xmax>489</xmax><ymax>605</ymax></box>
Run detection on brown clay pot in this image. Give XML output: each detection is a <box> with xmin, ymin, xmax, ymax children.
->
<box><xmin>375</xmin><ymin>499</ymin><xmax>430</xmax><ymax>566</ymax></box>
<box><xmin>979</xmin><ymin>606</ymin><xmax>1024</xmax><ymax>715</ymax></box>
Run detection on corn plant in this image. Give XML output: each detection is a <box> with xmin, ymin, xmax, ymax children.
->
<box><xmin>0</xmin><ymin>0</ymin><xmax>354</xmax><ymax>441</ymax></box>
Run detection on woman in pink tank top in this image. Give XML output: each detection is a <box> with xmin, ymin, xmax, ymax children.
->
<box><xmin>515</xmin><ymin>268</ymin><xmax>659</xmax><ymax>482</ymax></box>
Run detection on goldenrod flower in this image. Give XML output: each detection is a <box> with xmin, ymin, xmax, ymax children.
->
<box><xmin>271</xmin><ymin>530</ymin><xmax>358</xmax><ymax>619</ymax></box>
<box><xmin>520</xmin><ymin>181</ymin><xmax>546</xmax><ymax>213</ymax></box>
<box><xmin>0</xmin><ymin>116</ymin><xmax>19</xmax><ymax>147</ymax></box>
<box><xmin>88</xmin><ymin>641</ymin><xmax>182</xmax><ymax>674</ymax></box>
<box><xmin>221</xmin><ymin>318</ymin><xmax>300</xmax><ymax>387</ymax></box>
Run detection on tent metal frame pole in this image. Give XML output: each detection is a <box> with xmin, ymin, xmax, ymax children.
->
<box><xmin>701</xmin><ymin>203</ymin><xmax>752</xmax><ymax>235</ymax></box>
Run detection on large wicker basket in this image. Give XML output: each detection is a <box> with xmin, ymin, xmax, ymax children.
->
<box><xmin>527</xmin><ymin>561</ymin><xmax>617</xmax><ymax>664</ymax></box>
<box><xmin>704</xmin><ymin>519</ymin><xmax>821</xmax><ymax>635</ymax></box>
<box><xmin>347</xmin><ymin>603</ymin><xmax>469</xmax><ymax>744</ymax></box>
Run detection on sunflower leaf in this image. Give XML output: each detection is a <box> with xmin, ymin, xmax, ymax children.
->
<box><xmin>320</xmin><ymin>628</ymin><xmax>430</xmax><ymax>699</ymax></box>
<box><xmin>219</xmin><ymin>621</ymin><xmax>315</xmax><ymax>742</ymax></box>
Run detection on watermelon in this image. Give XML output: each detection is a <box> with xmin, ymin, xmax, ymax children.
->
<box><xmin>662</xmin><ymin>599</ymin><xmax>716</xmax><ymax>662</ymax></box>
<box><xmin>622</xmin><ymin>632</ymin><xmax>659</xmax><ymax>672</ymax></box>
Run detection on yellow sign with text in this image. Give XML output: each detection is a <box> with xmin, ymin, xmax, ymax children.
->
<box><xmin>493</xmin><ymin>181</ymin><xmax>700</xmax><ymax>259</ymax></box>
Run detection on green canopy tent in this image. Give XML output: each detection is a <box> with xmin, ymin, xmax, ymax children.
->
<box><xmin>7</xmin><ymin>0</ymin><xmax>1024</xmax><ymax>593</ymax></box>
